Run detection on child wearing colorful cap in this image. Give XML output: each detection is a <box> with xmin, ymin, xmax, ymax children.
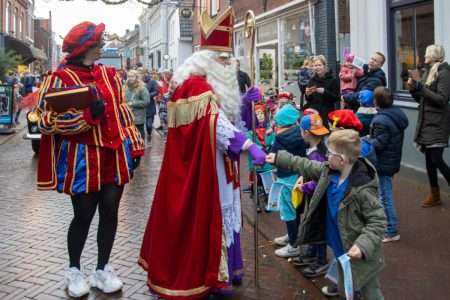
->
<box><xmin>328</xmin><ymin>109</ymin><xmax>377</xmax><ymax>167</ymax></box>
<box><xmin>271</xmin><ymin>104</ymin><xmax>307</xmax><ymax>258</ymax></box>
<box><xmin>356</xmin><ymin>90</ymin><xmax>377</xmax><ymax>137</ymax></box>
<box><xmin>292</xmin><ymin>113</ymin><xmax>330</xmax><ymax>278</ymax></box>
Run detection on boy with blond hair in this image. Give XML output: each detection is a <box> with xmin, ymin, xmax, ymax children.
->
<box><xmin>267</xmin><ymin>129</ymin><xmax>386</xmax><ymax>299</ymax></box>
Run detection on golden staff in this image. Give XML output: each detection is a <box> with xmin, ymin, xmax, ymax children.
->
<box><xmin>244</xmin><ymin>9</ymin><xmax>260</xmax><ymax>289</ymax></box>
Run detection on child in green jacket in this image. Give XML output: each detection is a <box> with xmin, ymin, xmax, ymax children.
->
<box><xmin>266</xmin><ymin>129</ymin><xmax>386</xmax><ymax>300</ymax></box>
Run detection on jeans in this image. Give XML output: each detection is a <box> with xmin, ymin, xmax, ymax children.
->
<box><xmin>146</xmin><ymin>114</ymin><xmax>155</xmax><ymax>140</ymax></box>
<box><xmin>379</xmin><ymin>175</ymin><xmax>398</xmax><ymax>237</ymax></box>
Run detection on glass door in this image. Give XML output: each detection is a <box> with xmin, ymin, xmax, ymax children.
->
<box><xmin>257</xmin><ymin>45</ymin><xmax>278</xmax><ymax>95</ymax></box>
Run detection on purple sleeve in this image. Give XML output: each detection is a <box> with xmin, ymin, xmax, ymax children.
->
<box><xmin>227</xmin><ymin>131</ymin><xmax>247</xmax><ymax>161</ymax></box>
<box><xmin>308</xmin><ymin>151</ymin><xmax>326</xmax><ymax>162</ymax></box>
<box><xmin>240</xmin><ymin>87</ymin><xmax>262</xmax><ymax>131</ymax></box>
<box><xmin>301</xmin><ymin>180</ymin><xmax>318</xmax><ymax>195</ymax></box>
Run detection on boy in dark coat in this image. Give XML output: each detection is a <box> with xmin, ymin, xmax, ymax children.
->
<box><xmin>369</xmin><ymin>87</ymin><xmax>408</xmax><ymax>243</ymax></box>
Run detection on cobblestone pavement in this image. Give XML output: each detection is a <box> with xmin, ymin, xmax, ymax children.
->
<box><xmin>0</xmin><ymin>130</ymin><xmax>324</xmax><ymax>300</ymax></box>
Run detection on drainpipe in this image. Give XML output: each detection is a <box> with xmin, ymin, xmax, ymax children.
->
<box><xmin>308</xmin><ymin>0</ymin><xmax>316</xmax><ymax>55</ymax></box>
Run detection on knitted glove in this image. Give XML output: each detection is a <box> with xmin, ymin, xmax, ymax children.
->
<box><xmin>248</xmin><ymin>144</ymin><xmax>266</xmax><ymax>166</ymax></box>
<box><xmin>90</xmin><ymin>100</ymin><xmax>105</xmax><ymax>119</ymax></box>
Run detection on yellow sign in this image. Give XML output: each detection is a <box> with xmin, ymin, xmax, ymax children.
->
<box><xmin>17</xmin><ymin>65</ymin><xmax>29</xmax><ymax>75</ymax></box>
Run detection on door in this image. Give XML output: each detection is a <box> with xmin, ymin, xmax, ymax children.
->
<box><xmin>257</xmin><ymin>45</ymin><xmax>278</xmax><ymax>95</ymax></box>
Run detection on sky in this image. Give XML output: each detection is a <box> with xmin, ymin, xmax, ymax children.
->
<box><xmin>35</xmin><ymin>0</ymin><xmax>145</xmax><ymax>44</ymax></box>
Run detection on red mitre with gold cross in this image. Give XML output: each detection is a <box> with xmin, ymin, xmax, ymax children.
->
<box><xmin>200</xmin><ymin>7</ymin><xmax>234</xmax><ymax>52</ymax></box>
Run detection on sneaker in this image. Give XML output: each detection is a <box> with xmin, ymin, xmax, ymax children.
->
<box><xmin>274</xmin><ymin>244</ymin><xmax>300</xmax><ymax>258</ymax></box>
<box><xmin>383</xmin><ymin>234</ymin><xmax>400</xmax><ymax>243</ymax></box>
<box><xmin>90</xmin><ymin>264</ymin><xmax>123</xmax><ymax>294</ymax></box>
<box><xmin>321</xmin><ymin>284</ymin><xmax>339</xmax><ymax>297</ymax></box>
<box><xmin>64</xmin><ymin>267</ymin><xmax>90</xmax><ymax>298</ymax></box>
<box><xmin>292</xmin><ymin>254</ymin><xmax>317</xmax><ymax>267</ymax></box>
<box><xmin>273</xmin><ymin>234</ymin><xmax>289</xmax><ymax>247</ymax></box>
<box><xmin>301</xmin><ymin>262</ymin><xmax>329</xmax><ymax>278</ymax></box>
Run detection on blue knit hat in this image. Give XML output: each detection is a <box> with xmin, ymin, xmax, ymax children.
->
<box><xmin>274</xmin><ymin>104</ymin><xmax>300</xmax><ymax>127</ymax></box>
<box><xmin>359</xmin><ymin>90</ymin><xmax>374</xmax><ymax>107</ymax></box>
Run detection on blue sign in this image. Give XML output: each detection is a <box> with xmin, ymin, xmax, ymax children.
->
<box><xmin>0</xmin><ymin>85</ymin><xmax>14</xmax><ymax>125</ymax></box>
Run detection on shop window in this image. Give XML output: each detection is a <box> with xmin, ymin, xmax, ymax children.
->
<box><xmin>6</xmin><ymin>2</ymin><xmax>10</xmax><ymax>34</ymax></box>
<box><xmin>210</xmin><ymin>0</ymin><xmax>219</xmax><ymax>16</ymax></box>
<box><xmin>157</xmin><ymin>51</ymin><xmax>161</xmax><ymax>69</ymax></box>
<box><xmin>391</xmin><ymin>1</ymin><xmax>434</xmax><ymax>91</ymax></box>
<box><xmin>234</xmin><ymin>30</ymin><xmax>245</xmax><ymax>59</ymax></box>
<box><xmin>336</xmin><ymin>0</ymin><xmax>350</xmax><ymax>62</ymax></box>
<box><xmin>13</xmin><ymin>8</ymin><xmax>18</xmax><ymax>36</ymax></box>
<box><xmin>282</xmin><ymin>10</ymin><xmax>312</xmax><ymax>82</ymax></box>
<box><xmin>257</xmin><ymin>21</ymin><xmax>277</xmax><ymax>44</ymax></box>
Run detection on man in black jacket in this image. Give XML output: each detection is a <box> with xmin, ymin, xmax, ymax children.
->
<box><xmin>237</xmin><ymin>60</ymin><xmax>251</xmax><ymax>95</ymax></box>
<box><xmin>343</xmin><ymin>52</ymin><xmax>387</xmax><ymax>111</ymax></box>
<box><xmin>144</xmin><ymin>73</ymin><xmax>160</xmax><ymax>144</ymax></box>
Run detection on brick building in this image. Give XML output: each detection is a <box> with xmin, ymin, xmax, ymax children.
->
<box><xmin>0</xmin><ymin>0</ymin><xmax>46</xmax><ymax>69</ymax></box>
<box><xmin>34</xmin><ymin>16</ymin><xmax>51</xmax><ymax>71</ymax></box>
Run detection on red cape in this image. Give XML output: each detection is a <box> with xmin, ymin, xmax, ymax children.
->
<box><xmin>139</xmin><ymin>75</ymin><xmax>225</xmax><ymax>299</ymax></box>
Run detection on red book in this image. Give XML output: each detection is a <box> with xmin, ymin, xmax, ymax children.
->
<box><xmin>44</xmin><ymin>86</ymin><xmax>96</xmax><ymax>113</ymax></box>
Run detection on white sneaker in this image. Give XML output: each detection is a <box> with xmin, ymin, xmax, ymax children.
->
<box><xmin>274</xmin><ymin>244</ymin><xmax>300</xmax><ymax>258</ymax></box>
<box><xmin>382</xmin><ymin>234</ymin><xmax>400</xmax><ymax>243</ymax></box>
<box><xmin>89</xmin><ymin>264</ymin><xmax>123</xmax><ymax>294</ymax></box>
<box><xmin>273</xmin><ymin>234</ymin><xmax>289</xmax><ymax>247</ymax></box>
<box><xmin>64</xmin><ymin>267</ymin><xmax>90</xmax><ymax>298</ymax></box>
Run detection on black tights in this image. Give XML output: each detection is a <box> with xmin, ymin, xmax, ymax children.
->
<box><xmin>68</xmin><ymin>184</ymin><xmax>124</xmax><ymax>270</ymax></box>
<box><xmin>425</xmin><ymin>147</ymin><xmax>450</xmax><ymax>188</ymax></box>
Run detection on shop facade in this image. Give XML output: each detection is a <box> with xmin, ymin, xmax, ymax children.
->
<box><xmin>233</xmin><ymin>0</ymin><xmax>314</xmax><ymax>98</ymax></box>
<box><xmin>232</xmin><ymin>0</ymin><xmax>339</xmax><ymax>100</ymax></box>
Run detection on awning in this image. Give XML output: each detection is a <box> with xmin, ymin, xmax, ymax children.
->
<box><xmin>30</xmin><ymin>46</ymin><xmax>48</xmax><ymax>61</ymax></box>
<box><xmin>4</xmin><ymin>35</ymin><xmax>48</xmax><ymax>64</ymax></box>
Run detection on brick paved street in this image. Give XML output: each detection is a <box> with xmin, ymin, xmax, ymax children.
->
<box><xmin>0</xmin><ymin>130</ymin><xmax>323</xmax><ymax>300</ymax></box>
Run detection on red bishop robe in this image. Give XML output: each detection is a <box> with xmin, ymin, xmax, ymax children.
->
<box><xmin>139</xmin><ymin>75</ymin><xmax>228</xmax><ymax>299</ymax></box>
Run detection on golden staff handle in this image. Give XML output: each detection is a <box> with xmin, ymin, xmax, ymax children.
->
<box><xmin>244</xmin><ymin>10</ymin><xmax>256</xmax><ymax>85</ymax></box>
<box><xmin>244</xmin><ymin>9</ymin><xmax>260</xmax><ymax>290</ymax></box>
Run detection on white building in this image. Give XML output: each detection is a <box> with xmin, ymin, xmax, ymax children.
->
<box><xmin>348</xmin><ymin>0</ymin><xmax>449</xmax><ymax>170</ymax></box>
<box><xmin>139</xmin><ymin>0</ymin><xmax>193</xmax><ymax>72</ymax></box>
<box><xmin>167</xmin><ymin>1</ymin><xmax>193</xmax><ymax>70</ymax></box>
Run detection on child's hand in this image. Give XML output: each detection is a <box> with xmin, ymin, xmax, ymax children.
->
<box><xmin>266</xmin><ymin>153</ymin><xmax>276</xmax><ymax>164</ymax></box>
<box><xmin>294</xmin><ymin>176</ymin><xmax>304</xmax><ymax>191</ymax></box>
<box><xmin>347</xmin><ymin>244</ymin><xmax>363</xmax><ymax>259</ymax></box>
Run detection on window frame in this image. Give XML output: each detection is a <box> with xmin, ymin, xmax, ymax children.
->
<box><xmin>387</xmin><ymin>0</ymin><xmax>434</xmax><ymax>100</ymax></box>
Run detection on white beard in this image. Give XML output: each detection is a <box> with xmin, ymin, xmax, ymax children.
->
<box><xmin>172</xmin><ymin>50</ymin><xmax>241</xmax><ymax>121</ymax></box>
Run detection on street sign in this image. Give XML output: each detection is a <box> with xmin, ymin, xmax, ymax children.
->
<box><xmin>0</xmin><ymin>85</ymin><xmax>14</xmax><ymax>126</ymax></box>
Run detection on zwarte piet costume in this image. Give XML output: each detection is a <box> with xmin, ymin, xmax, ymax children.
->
<box><xmin>36</xmin><ymin>21</ymin><xmax>144</xmax><ymax>298</ymax></box>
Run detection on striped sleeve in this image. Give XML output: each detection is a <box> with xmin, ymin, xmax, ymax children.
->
<box><xmin>38</xmin><ymin>74</ymin><xmax>93</xmax><ymax>135</ymax></box>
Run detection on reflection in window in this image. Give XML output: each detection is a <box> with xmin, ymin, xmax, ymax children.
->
<box><xmin>282</xmin><ymin>10</ymin><xmax>312</xmax><ymax>82</ymax></box>
<box><xmin>393</xmin><ymin>2</ymin><xmax>434</xmax><ymax>91</ymax></box>
<box><xmin>257</xmin><ymin>21</ymin><xmax>277</xmax><ymax>44</ymax></box>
